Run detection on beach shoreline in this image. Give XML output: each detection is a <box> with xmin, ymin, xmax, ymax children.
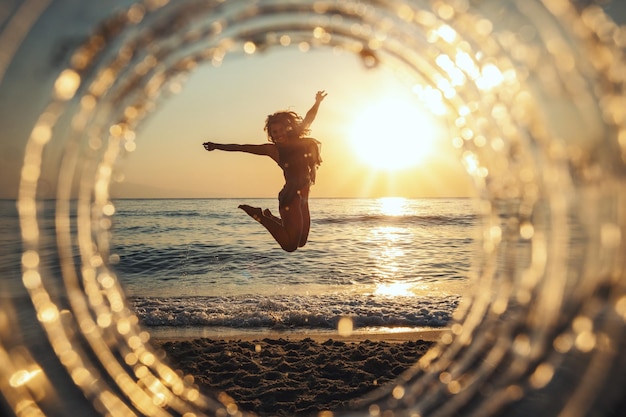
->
<box><xmin>152</xmin><ymin>328</ymin><xmax>443</xmax><ymax>416</ymax></box>
<box><xmin>151</xmin><ymin>326</ymin><xmax>448</xmax><ymax>344</ymax></box>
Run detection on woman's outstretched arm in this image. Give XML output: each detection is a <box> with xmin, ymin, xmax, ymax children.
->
<box><xmin>301</xmin><ymin>90</ymin><xmax>327</xmax><ymax>131</ymax></box>
<box><xmin>203</xmin><ymin>142</ymin><xmax>278</xmax><ymax>161</ymax></box>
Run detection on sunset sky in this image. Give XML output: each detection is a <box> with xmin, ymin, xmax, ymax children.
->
<box><xmin>2</xmin><ymin>1</ymin><xmax>626</xmax><ymax>200</ymax></box>
<box><xmin>111</xmin><ymin>47</ymin><xmax>474</xmax><ymax>199</ymax></box>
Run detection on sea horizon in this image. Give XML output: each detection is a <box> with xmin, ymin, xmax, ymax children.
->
<box><xmin>0</xmin><ymin>196</ymin><xmax>476</xmax><ymax>201</ymax></box>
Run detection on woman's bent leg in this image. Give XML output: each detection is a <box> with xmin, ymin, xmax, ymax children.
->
<box><xmin>239</xmin><ymin>203</ymin><xmax>302</xmax><ymax>252</ymax></box>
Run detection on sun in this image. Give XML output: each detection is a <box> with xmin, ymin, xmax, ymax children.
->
<box><xmin>347</xmin><ymin>94</ymin><xmax>440</xmax><ymax>171</ymax></box>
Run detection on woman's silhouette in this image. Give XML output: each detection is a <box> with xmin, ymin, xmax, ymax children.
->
<box><xmin>203</xmin><ymin>91</ymin><xmax>326</xmax><ymax>252</ymax></box>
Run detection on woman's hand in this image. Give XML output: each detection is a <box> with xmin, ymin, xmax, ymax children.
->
<box><xmin>315</xmin><ymin>90</ymin><xmax>327</xmax><ymax>103</ymax></box>
<box><xmin>203</xmin><ymin>142</ymin><xmax>216</xmax><ymax>151</ymax></box>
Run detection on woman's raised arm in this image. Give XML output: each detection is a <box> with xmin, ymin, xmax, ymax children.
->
<box><xmin>301</xmin><ymin>90</ymin><xmax>327</xmax><ymax>132</ymax></box>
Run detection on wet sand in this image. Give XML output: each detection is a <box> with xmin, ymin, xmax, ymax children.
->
<box><xmin>153</xmin><ymin>330</ymin><xmax>443</xmax><ymax>416</ymax></box>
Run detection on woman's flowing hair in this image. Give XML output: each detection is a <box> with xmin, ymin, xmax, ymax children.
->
<box><xmin>264</xmin><ymin>111</ymin><xmax>311</xmax><ymax>142</ymax></box>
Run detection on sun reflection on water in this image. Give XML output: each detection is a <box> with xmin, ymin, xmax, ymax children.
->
<box><xmin>368</xmin><ymin>225</ymin><xmax>407</xmax><ymax>282</ymax></box>
<box><xmin>377</xmin><ymin>197</ymin><xmax>410</xmax><ymax>216</ymax></box>
<box><xmin>369</xmin><ymin>198</ymin><xmax>416</xmax><ymax>295</ymax></box>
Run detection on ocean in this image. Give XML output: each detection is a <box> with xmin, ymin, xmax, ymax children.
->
<box><xmin>1</xmin><ymin>198</ymin><xmax>479</xmax><ymax>340</ymax></box>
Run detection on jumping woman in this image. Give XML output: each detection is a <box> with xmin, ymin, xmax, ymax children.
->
<box><xmin>202</xmin><ymin>90</ymin><xmax>326</xmax><ymax>252</ymax></box>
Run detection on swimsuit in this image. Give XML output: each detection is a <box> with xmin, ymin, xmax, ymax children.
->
<box><xmin>276</xmin><ymin>138</ymin><xmax>321</xmax><ymax>207</ymax></box>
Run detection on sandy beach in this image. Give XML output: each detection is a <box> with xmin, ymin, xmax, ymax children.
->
<box><xmin>153</xmin><ymin>330</ymin><xmax>443</xmax><ymax>416</ymax></box>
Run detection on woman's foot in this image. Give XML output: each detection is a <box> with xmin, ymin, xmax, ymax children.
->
<box><xmin>263</xmin><ymin>209</ymin><xmax>281</xmax><ymax>223</ymax></box>
<box><xmin>238</xmin><ymin>204</ymin><xmax>263</xmax><ymax>222</ymax></box>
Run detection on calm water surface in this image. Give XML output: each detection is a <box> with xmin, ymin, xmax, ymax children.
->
<box><xmin>1</xmin><ymin>198</ymin><xmax>480</xmax><ymax>338</ymax></box>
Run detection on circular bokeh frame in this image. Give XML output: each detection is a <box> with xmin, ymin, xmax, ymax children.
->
<box><xmin>2</xmin><ymin>1</ymin><xmax>626</xmax><ymax>416</ymax></box>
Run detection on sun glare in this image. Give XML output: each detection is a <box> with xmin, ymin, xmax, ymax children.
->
<box><xmin>347</xmin><ymin>94</ymin><xmax>440</xmax><ymax>171</ymax></box>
